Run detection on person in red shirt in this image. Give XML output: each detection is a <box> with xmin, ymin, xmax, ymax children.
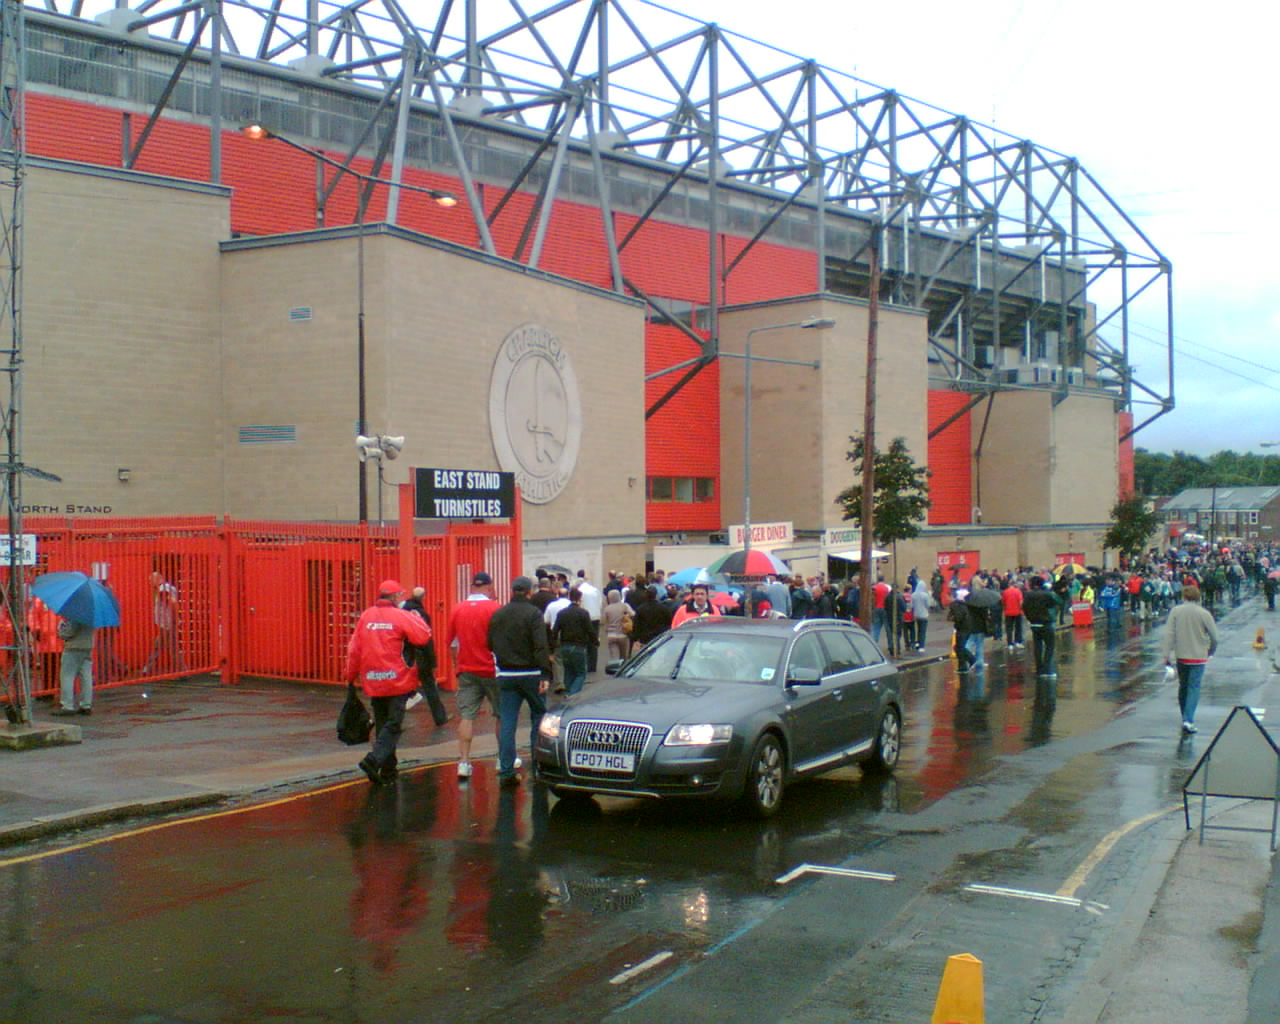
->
<box><xmin>871</xmin><ymin>575</ymin><xmax>892</xmax><ymax>648</ymax></box>
<box><xmin>346</xmin><ymin>579</ymin><xmax>431</xmax><ymax>785</ymax></box>
<box><xmin>1001</xmin><ymin>576</ymin><xmax>1025</xmax><ymax>648</ymax></box>
<box><xmin>445</xmin><ymin>571</ymin><xmax>503</xmax><ymax>781</ymax></box>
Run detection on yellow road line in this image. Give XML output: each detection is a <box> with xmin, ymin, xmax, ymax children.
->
<box><xmin>0</xmin><ymin>773</ymin><xmax>398</xmax><ymax>870</ymax></box>
<box><xmin>1056</xmin><ymin>804</ymin><xmax>1179</xmax><ymax>898</ymax></box>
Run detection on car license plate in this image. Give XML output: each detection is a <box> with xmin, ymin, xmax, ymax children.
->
<box><xmin>569</xmin><ymin>749</ymin><xmax>635</xmax><ymax>773</ymax></box>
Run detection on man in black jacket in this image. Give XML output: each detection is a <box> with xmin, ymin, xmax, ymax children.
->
<box><xmin>550</xmin><ymin>587</ymin><xmax>597</xmax><ymax>697</ymax></box>
<box><xmin>487</xmin><ymin>576</ymin><xmax>553</xmax><ymax>785</ymax></box>
<box><xmin>1023</xmin><ymin>575</ymin><xmax>1059</xmax><ymax>677</ymax></box>
<box><xmin>402</xmin><ymin>586</ymin><xmax>449</xmax><ymax>726</ymax></box>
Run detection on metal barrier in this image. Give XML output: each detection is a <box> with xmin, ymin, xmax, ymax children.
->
<box><xmin>7</xmin><ymin>513</ymin><xmax>520</xmax><ymax>696</ymax></box>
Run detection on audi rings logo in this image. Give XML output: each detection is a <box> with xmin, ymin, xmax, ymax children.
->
<box><xmin>588</xmin><ymin>729</ymin><xmax>625</xmax><ymax>747</ymax></box>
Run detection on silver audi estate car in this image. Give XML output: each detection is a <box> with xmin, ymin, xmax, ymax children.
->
<box><xmin>533</xmin><ymin>617</ymin><xmax>902</xmax><ymax>817</ymax></box>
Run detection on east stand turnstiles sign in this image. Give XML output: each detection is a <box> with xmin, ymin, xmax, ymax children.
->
<box><xmin>415</xmin><ymin>468</ymin><xmax>516</xmax><ymax>519</ymax></box>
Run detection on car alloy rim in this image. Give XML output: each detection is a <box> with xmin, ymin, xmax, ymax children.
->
<box><xmin>755</xmin><ymin>742</ymin><xmax>782</xmax><ymax>807</ymax></box>
<box><xmin>880</xmin><ymin>713</ymin><xmax>900</xmax><ymax>764</ymax></box>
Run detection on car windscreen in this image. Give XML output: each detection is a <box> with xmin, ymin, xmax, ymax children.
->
<box><xmin>621</xmin><ymin>632</ymin><xmax>787</xmax><ymax>684</ymax></box>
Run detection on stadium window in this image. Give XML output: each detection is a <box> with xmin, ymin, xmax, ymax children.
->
<box><xmin>648</xmin><ymin>477</ymin><xmax>673</xmax><ymax>501</ymax></box>
<box><xmin>674</xmin><ymin>478</ymin><xmax>694</xmax><ymax>503</ymax></box>
<box><xmin>695</xmin><ymin>477</ymin><xmax>716</xmax><ymax>502</ymax></box>
<box><xmin>1249</xmin><ymin>511</ymin><xmax>1260</xmax><ymax>525</ymax></box>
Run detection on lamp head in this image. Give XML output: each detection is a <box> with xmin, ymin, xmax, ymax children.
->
<box><xmin>800</xmin><ymin>317</ymin><xmax>837</xmax><ymax>330</ymax></box>
<box><xmin>433</xmin><ymin>193</ymin><xmax>459</xmax><ymax>208</ymax></box>
<box><xmin>241</xmin><ymin>123</ymin><xmax>274</xmax><ymax>141</ymax></box>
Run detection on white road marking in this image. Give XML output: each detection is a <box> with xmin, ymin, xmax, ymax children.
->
<box><xmin>609</xmin><ymin>950</ymin><xmax>675</xmax><ymax>985</ymax></box>
<box><xmin>774</xmin><ymin>862</ymin><xmax>897</xmax><ymax>885</ymax></box>
<box><xmin>965</xmin><ymin>882</ymin><xmax>1108</xmax><ymax>911</ymax></box>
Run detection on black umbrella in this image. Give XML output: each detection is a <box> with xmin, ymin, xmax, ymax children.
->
<box><xmin>536</xmin><ymin>563</ymin><xmax>571</xmax><ymax>575</ymax></box>
<box><xmin>964</xmin><ymin>586</ymin><xmax>1001</xmax><ymax>610</ymax></box>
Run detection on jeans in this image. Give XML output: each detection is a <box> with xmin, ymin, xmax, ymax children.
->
<box><xmin>368</xmin><ymin>693</ymin><xmax>409</xmax><ymax>771</ymax></box>
<box><xmin>871</xmin><ymin>608</ymin><xmax>887</xmax><ymax>645</ymax></box>
<box><xmin>559</xmin><ymin>644</ymin><xmax>589</xmax><ymax>696</ymax></box>
<box><xmin>1176</xmin><ymin>661</ymin><xmax>1206</xmax><ymax>724</ymax></box>
<box><xmin>1004</xmin><ymin>614</ymin><xmax>1023</xmax><ymax>646</ymax></box>
<box><xmin>964</xmin><ymin>631</ymin><xmax>985</xmax><ymax>671</ymax></box>
<box><xmin>913</xmin><ymin>618</ymin><xmax>928</xmax><ymax>649</ymax></box>
<box><xmin>1030</xmin><ymin>622</ymin><xmax>1056</xmax><ymax>675</ymax></box>
<box><xmin>498</xmin><ymin>672</ymin><xmax>546</xmax><ymax>777</ymax></box>
<box><xmin>59</xmin><ymin>648</ymin><xmax>94</xmax><ymax>710</ymax></box>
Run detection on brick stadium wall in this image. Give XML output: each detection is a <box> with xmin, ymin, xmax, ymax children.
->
<box><xmin>27</xmin><ymin>93</ymin><xmax>818</xmax><ymax>533</ymax></box>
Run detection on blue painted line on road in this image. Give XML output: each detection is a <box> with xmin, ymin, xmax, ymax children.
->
<box><xmin>609</xmin><ymin>916</ymin><xmax>763</xmax><ymax>1015</ymax></box>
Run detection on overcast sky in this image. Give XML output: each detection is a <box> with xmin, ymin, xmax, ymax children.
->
<box><xmin>686</xmin><ymin>0</ymin><xmax>1280</xmax><ymax>456</ymax></box>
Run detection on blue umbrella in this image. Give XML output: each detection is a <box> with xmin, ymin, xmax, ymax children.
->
<box><xmin>29</xmin><ymin>571</ymin><xmax>121</xmax><ymax>627</ymax></box>
<box><xmin>667</xmin><ymin>567</ymin><xmax>732</xmax><ymax>591</ymax></box>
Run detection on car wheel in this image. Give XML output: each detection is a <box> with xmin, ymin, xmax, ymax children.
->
<box><xmin>741</xmin><ymin>733</ymin><xmax>785</xmax><ymax>818</ymax></box>
<box><xmin>865</xmin><ymin>706</ymin><xmax>901</xmax><ymax>773</ymax></box>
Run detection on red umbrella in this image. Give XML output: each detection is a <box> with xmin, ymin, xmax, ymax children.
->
<box><xmin>706</xmin><ymin>548</ymin><xmax>791</xmax><ymax>577</ymax></box>
<box><xmin>708</xmin><ymin>590</ymin><xmax>739</xmax><ymax>610</ymax></box>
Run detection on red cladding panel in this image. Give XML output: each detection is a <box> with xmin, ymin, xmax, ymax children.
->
<box><xmin>1117</xmin><ymin>412</ymin><xmax>1135</xmax><ymax>498</ymax></box>
<box><xmin>645</xmin><ymin>323</ymin><xmax>721</xmax><ymax>532</ymax></box>
<box><xmin>927</xmin><ymin>391</ymin><xmax>973</xmax><ymax>524</ymax></box>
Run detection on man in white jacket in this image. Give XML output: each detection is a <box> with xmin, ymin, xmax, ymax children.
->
<box><xmin>1161</xmin><ymin>584</ymin><xmax>1219</xmax><ymax>734</ymax></box>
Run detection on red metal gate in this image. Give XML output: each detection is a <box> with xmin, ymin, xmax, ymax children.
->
<box><xmin>6</xmin><ymin>511</ymin><xmax>520</xmax><ymax>699</ymax></box>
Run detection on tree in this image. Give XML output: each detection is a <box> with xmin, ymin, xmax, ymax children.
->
<box><xmin>1132</xmin><ymin>447</ymin><xmax>1280</xmax><ymax>495</ymax></box>
<box><xmin>1103</xmin><ymin>494</ymin><xmax>1161</xmax><ymax>563</ymax></box>
<box><xmin>834</xmin><ymin>436</ymin><xmax>931</xmax><ymax>545</ymax></box>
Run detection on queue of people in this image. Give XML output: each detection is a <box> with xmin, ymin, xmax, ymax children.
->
<box><xmin>345</xmin><ymin>540</ymin><xmax>1276</xmax><ymax>785</ymax></box>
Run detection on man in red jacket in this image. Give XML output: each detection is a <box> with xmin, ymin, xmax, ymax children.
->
<box><xmin>346</xmin><ymin>579</ymin><xmax>431</xmax><ymax>785</ymax></box>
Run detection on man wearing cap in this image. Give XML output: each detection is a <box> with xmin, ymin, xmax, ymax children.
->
<box><xmin>345</xmin><ymin>579</ymin><xmax>431</xmax><ymax>785</ymax></box>
<box><xmin>445</xmin><ymin>571</ymin><xmax>505</xmax><ymax>780</ymax></box>
<box><xmin>487</xmin><ymin>576</ymin><xmax>553</xmax><ymax>785</ymax></box>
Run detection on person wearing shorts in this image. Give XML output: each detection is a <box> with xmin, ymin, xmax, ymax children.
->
<box><xmin>445</xmin><ymin>572</ymin><xmax>509</xmax><ymax>780</ymax></box>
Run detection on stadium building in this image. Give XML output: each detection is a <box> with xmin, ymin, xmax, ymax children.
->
<box><xmin>2</xmin><ymin>0</ymin><xmax>1174</xmax><ymax>579</ymax></box>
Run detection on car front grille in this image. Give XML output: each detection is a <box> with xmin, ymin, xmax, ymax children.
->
<box><xmin>565</xmin><ymin>719</ymin><xmax>652</xmax><ymax>780</ymax></box>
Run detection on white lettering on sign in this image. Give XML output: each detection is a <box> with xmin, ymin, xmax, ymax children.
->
<box><xmin>432</xmin><ymin>498</ymin><xmax>505</xmax><ymax>518</ymax></box>
<box><xmin>0</xmin><ymin>535</ymin><xmax>37</xmax><ymax>566</ymax></box>
<box><xmin>728</xmin><ymin>522</ymin><xmax>794</xmax><ymax>548</ymax></box>
<box><xmin>464</xmin><ymin>471</ymin><xmax>503</xmax><ymax>490</ymax></box>
<box><xmin>434</xmin><ymin>469</ymin><xmax>464</xmax><ymax>489</ymax></box>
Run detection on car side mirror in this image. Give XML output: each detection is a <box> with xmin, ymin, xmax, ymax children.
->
<box><xmin>786</xmin><ymin>666</ymin><xmax>822</xmax><ymax>687</ymax></box>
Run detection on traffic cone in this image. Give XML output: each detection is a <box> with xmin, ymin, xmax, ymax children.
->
<box><xmin>1254</xmin><ymin>628</ymin><xmax>1267</xmax><ymax>651</ymax></box>
<box><xmin>931</xmin><ymin>952</ymin><xmax>984</xmax><ymax>1024</ymax></box>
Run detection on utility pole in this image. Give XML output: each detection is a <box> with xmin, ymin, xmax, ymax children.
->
<box><xmin>0</xmin><ymin>0</ymin><xmax>30</xmax><ymax>725</ymax></box>
<box><xmin>858</xmin><ymin>227</ymin><xmax>881</xmax><ymax>630</ymax></box>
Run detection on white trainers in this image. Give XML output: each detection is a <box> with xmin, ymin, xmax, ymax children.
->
<box><xmin>405</xmin><ymin>692</ymin><xmax>424</xmax><ymax>711</ymax></box>
<box><xmin>513</xmin><ymin>757</ymin><xmax>524</xmax><ymax>770</ymax></box>
<box><xmin>457</xmin><ymin>760</ymin><xmax>473</xmax><ymax>779</ymax></box>
<box><xmin>1182</xmin><ymin>721</ymin><xmax>1197</xmax><ymax>734</ymax></box>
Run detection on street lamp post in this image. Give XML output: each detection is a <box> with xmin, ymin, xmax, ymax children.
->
<box><xmin>241</xmin><ymin>124</ymin><xmax>456</xmax><ymax>522</ymax></box>
<box><xmin>734</xmin><ymin>316</ymin><xmax>835</xmax><ymax>615</ymax></box>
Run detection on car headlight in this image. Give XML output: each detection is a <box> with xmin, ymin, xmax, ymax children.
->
<box><xmin>538</xmin><ymin>712</ymin><xmax>562</xmax><ymax>741</ymax></box>
<box><xmin>663</xmin><ymin>723</ymin><xmax>733</xmax><ymax>746</ymax></box>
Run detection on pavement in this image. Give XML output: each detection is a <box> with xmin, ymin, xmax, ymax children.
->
<box><xmin>1</xmin><ymin>615</ymin><xmax>1277</xmax><ymax>1023</ymax></box>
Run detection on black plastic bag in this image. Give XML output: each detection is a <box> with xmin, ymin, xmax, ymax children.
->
<box><xmin>337</xmin><ymin>682</ymin><xmax>372</xmax><ymax>745</ymax></box>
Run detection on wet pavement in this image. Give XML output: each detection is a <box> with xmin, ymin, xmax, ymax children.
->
<box><xmin>1</xmin><ymin>601</ymin><xmax>1278</xmax><ymax>1022</ymax></box>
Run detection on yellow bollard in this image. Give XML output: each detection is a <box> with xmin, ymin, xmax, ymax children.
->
<box><xmin>931</xmin><ymin>952</ymin><xmax>984</xmax><ymax>1024</ymax></box>
<box><xmin>1254</xmin><ymin>628</ymin><xmax>1267</xmax><ymax>651</ymax></box>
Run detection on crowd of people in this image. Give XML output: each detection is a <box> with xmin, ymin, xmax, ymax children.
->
<box><xmin>343</xmin><ymin>541</ymin><xmax>1279</xmax><ymax>784</ymax></box>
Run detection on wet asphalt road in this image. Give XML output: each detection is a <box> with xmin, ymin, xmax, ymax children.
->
<box><xmin>2</xmin><ymin>599</ymin><xmax>1274</xmax><ymax>1023</ymax></box>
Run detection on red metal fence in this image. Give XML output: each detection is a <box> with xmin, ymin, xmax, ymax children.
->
<box><xmin>9</xmin><ymin>512</ymin><xmax>519</xmax><ymax>698</ymax></box>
